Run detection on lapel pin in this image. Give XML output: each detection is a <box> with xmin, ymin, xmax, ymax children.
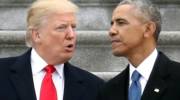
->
<box><xmin>154</xmin><ymin>88</ymin><xmax>160</xmax><ymax>93</ymax></box>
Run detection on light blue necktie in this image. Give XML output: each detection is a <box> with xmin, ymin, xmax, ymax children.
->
<box><xmin>128</xmin><ymin>70</ymin><xmax>141</xmax><ymax>100</ymax></box>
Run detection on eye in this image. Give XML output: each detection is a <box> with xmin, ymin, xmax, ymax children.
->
<box><xmin>71</xmin><ymin>24</ymin><xmax>77</xmax><ymax>31</ymax></box>
<box><xmin>114</xmin><ymin>18</ymin><xmax>129</xmax><ymax>26</ymax></box>
<box><xmin>117</xmin><ymin>21</ymin><xmax>127</xmax><ymax>26</ymax></box>
<box><xmin>110</xmin><ymin>21</ymin><xmax>114</xmax><ymax>26</ymax></box>
<box><xmin>56</xmin><ymin>25</ymin><xmax>67</xmax><ymax>32</ymax></box>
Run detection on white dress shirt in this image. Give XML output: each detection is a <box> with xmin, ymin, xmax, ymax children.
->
<box><xmin>31</xmin><ymin>49</ymin><xmax>64</xmax><ymax>100</ymax></box>
<box><xmin>129</xmin><ymin>48</ymin><xmax>158</xmax><ymax>95</ymax></box>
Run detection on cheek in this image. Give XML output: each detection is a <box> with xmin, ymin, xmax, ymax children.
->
<box><xmin>74</xmin><ymin>34</ymin><xmax>77</xmax><ymax>40</ymax></box>
<box><xmin>51</xmin><ymin>31</ymin><xmax>66</xmax><ymax>41</ymax></box>
<box><xmin>127</xmin><ymin>33</ymin><xmax>144</xmax><ymax>48</ymax></box>
<box><xmin>121</xmin><ymin>27</ymin><xmax>144</xmax><ymax>44</ymax></box>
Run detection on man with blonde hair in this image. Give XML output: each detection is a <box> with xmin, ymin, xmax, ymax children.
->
<box><xmin>0</xmin><ymin>0</ymin><xmax>104</xmax><ymax>100</ymax></box>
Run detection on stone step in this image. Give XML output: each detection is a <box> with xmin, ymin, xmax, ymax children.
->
<box><xmin>1</xmin><ymin>31</ymin><xmax>180</xmax><ymax>45</ymax></box>
<box><xmin>92</xmin><ymin>72</ymin><xmax>119</xmax><ymax>81</ymax></box>
<box><xmin>0</xmin><ymin>0</ymin><xmax>180</xmax><ymax>6</ymax></box>
<box><xmin>0</xmin><ymin>1</ymin><xmax>180</xmax><ymax>31</ymax></box>
<box><xmin>0</xmin><ymin>30</ymin><xmax>180</xmax><ymax>72</ymax></box>
<box><xmin>0</xmin><ymin>30</ymin><xmax>180</xmax><ymax>80</ymax></box>
<box><xmin>1</xmin><ymin>0</ymin><xmax>180</xmax><ymax>80</ymax></box>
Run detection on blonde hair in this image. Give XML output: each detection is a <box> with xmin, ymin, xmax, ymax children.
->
<box><xmin>26</xmin><ymin>0</ymin><xmax>79</xmax><ymax>47</ymax></box>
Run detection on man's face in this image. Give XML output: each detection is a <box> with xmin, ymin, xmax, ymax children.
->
<box><xmin>109</xmin><ymin>4</ymin><xmax>147</xmax><ymax>57</ymax></box>
<box><xmin>34</xmin><ymin>12</ymin><xmax>77</xmax><ymax>64</ymax></box>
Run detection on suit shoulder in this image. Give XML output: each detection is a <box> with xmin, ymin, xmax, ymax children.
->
<box><xmin>0</xmin><ymin>56</ymin><xmax>18</xmax><ymax>75</ymax></box>
<box><xmin>0</xmin><ymin>56</ymin><xmax>17</xmax><ymax>66</ymax></box>
<box><xmin>158</xmin><ymin>52</ymin><xmax>180</xmax><ymax>73</ymax></box>
<box><xmin>102</xmin><ymin>69</ymin><xmax>127</xmax><ymax>89</ymax></box>
<box><xmin>108</xmin><ymin>68</ymin><xmax>127</xmax><ymax>83</ymax></box>
<box><xmin>169</xmin><ymin>60</ymin><xmax>180</xmax><ymax>67</ymax></box>
<box><xmin>66</xmin><ymin>63</ymin><xmax>104</xmax><ymax>83</ymax></box>
<box><xmin>168</xmin><ymin>60</ymin><xmax>180</xmax><ymax>76</ymax></box>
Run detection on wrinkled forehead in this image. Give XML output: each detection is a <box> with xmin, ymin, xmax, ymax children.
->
<box><xmin>112</xmin><ymin>4</ymin><xmax>146</xmax><ymax>23</ymax></box>
<box><xmin>112</xmin><ymin>4</ymin><xmax>135</xmax><ymax>19</ymax></box>
<box><xmin>43</xmin><ymin>12</ymin><xmax>77</xmax><ymax>25</ymax></box>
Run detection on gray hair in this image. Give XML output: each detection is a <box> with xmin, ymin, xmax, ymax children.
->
<box><xmin>118</xmin><ymin>0</ymin><xmax>162</xmax><ymax>41</ymax></box>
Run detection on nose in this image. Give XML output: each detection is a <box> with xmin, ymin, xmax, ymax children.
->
<box><xmin>109</xmin><ymin>24</ymin><xmax>117</xmax><ymax>37</ymax></box>
<box><xmin>66</xmin><ymin>26</ymin><xmax>76</xmax><ymax>39</ymax></box>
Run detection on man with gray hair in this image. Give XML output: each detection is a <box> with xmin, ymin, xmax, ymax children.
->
<box><xmin>97</xmin><ymin>0</ymin><xmax>180</xmax><ymax>100</ymax></box>
<box><xmin>0</xmin><ymin>0</ymin><xmax>104</xmax><ymax>100</ymax></box>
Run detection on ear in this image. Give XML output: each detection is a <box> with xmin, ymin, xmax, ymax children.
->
<box><xmin>144</xmin><ymin>21</ymin><xmax>156</xmax><ymax>38</ymax></box>
<box><xmin>31</xmin><ymin>28</ymin><xmax>41</xmax><ymax>43</ymax></box>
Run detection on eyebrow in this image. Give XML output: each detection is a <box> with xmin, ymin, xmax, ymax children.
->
<box><xmin>111</xmin><ymin>18</ymin><xmax>127</xmax><ymax>25</ymax></box>
<box><xmin>115</xmin><ymin>18</ymin><xmax>127</xmax><ymax>22</ymax></box>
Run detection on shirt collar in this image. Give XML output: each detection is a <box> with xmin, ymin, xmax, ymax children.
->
<box><xmin>31</xmin><ymin>48</ymin><xmax>64</xmax><ymax>78</ymax></box>
<box><xmin>129</xmin><ymin>48</ymin><xmax>158</xmax><ymax>81</ymax></box>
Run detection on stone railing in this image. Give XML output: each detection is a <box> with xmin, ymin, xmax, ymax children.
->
<box><xmin>1</xmin><ymin>31</ymin><xmax>180</xmax><ymax>45</ymax></box>
<box><xmin>0</xmin><ymin>0</ymin><xmax>180</xmax><ymax>6</ymax></box>
<box><xmin>0</xmin><ymin>31</ymin><xmax>180</xmax><ymax>72</ymax></box>
<box><xmin>0</xmin><ymin>0</ymin><xmax>180</xmax><ymax>80</ymax></box>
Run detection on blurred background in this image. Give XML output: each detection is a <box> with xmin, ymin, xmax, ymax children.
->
<box><xmin>0</xmin><ymin>0</ymin><xmax>180</xmax><ymax>80</ymax></box>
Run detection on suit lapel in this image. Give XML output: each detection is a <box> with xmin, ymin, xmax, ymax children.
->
<box><xmin>141</xmin><ymin>52</ymin><xmax>170</xmax><ymax>100</ymax></box>
<box><xmin>9</xmin><ymin>49</ymin><xmax>37</xmax><ymax>100</ymax></box>
<box><xmin>141</xmin><ymin>74</ymin><xmax>167</xmax><ymax>100</ymax></box>
<box><xmin>63</xmin><ymin>63</ymin><xmax>86</xmax><ymax>100</ymax></box>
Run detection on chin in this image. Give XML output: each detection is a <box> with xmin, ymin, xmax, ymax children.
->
<box><xmin>66</xmin><ymin>53</ymin><xmax>74</xmax><ymax>60</ymax></box>
<box><xmin>112</xmin><ymin>50</ymin><xmax>124</xmax><ymax>57</ymax></box>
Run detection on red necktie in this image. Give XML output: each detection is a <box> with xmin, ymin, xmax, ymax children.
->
<box><xmin>40</xmin><ymin>65</ymin><xmax>57</xmax><ymax>100</ymax></box>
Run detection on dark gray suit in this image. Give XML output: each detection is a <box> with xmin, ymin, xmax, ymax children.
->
<box><xmin>97</xmin><ymin>52</ymin><xmax>180</xmax><ymax>100</ymax></box>
<box><xmin>0</xmin><ymin>49</ymin><xmax>104</xmax><ymax>100</ymax></box>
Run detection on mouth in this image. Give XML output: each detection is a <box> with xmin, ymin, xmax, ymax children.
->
<box><xmin>111</xmin><ymin>39</ymin><xmax>121</xmax><ymax>43</ymax></box>
<box><xmin>65</xmin><ymin>44</ymin><xmax>75</xmax><ymax>52</ymax></box>
<box><xmin>111</xmin><ymin>39</ymin><xmax>123</xmax><ymax>46</ymax></box>
<box><xmin>67</xmin><ymin>44</ymin><xmax>73</xmax><ymax>48</ymax></box>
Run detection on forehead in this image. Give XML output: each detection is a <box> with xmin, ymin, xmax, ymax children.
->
<box><xmin>46</xmin><ymin>12</ymin><xmax>77</xmax><ymax>24</ymax></box>
<box><xmin>112</xmin><ymin>4</ymin><xmax>139</xmax><ymax>21</ymax></box>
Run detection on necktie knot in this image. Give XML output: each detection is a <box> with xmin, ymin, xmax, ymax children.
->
<box><xmin>131</xmin><ymin>70</ymin><xmax>141</xmax><ymax>82</ymax></box>
<box><xmin>44</xmin><ymin>65</ymin><xmax>56</xmax><ymax>73</ymax></box>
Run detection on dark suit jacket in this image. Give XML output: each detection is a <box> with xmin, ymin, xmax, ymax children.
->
<box><xmin>0</xmin><ymin>49</ymin><xmax>104</xmax><ymax>100</ymax></box>
<box><xmin>97</xmin><ymin>52</ymin><xmax>180</xmax><ymax>100</ymax></box>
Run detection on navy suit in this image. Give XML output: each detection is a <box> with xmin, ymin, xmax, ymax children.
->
<box><xmin>97</xmin><ymin>52</ymin><xmax>180</xmax><ymax>100</ymax></box>
<box><xmin>0</xmin><ymin>49</ymin><xmax>104</xmax><ymax>100</ymax></box>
